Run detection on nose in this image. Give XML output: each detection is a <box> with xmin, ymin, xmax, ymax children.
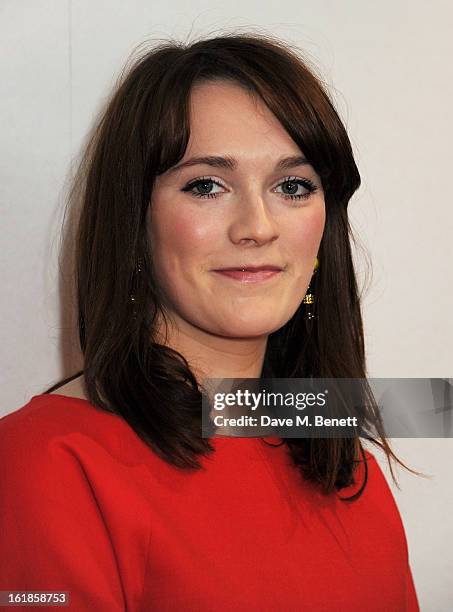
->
<box><xmin>228</xmin><ymin>191</ymin><xmax>279</xmax><ymax>246</ymax></box>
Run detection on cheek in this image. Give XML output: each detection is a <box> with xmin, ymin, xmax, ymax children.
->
<box><xmin>149</xmin><ymin>203</ymin><xmax>218</xmax><ymax>271</ymax></box>
<box><xmin>287</xmin><ymin>201</ymin><xmax>326</xmax><ymax>252</ymax></box>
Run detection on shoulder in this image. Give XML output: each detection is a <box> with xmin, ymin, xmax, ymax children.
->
<box><xmin>357</xmin><ymin>446</ymin><xmax>409</xmax><ymax>541</ymax></box>
<box><xmin>363</xmin><ymin>447</ymin><xmax>377</xmax><ymax>464</ymax></box>
<box><xmin>358</xmin><ymin>446</ymin><xmax>391</xmax><ymax>492</ymax></box>
<box><xmin>341</xmin><ymin>446</ymin><xmax>403</xmax><ymax>516</ymax></box>
<box><xmin>0</xmin><ymin>396</ymin><xmax>141</xmax><ymax>608</ymax></box>
<box><xmin>0</xmin><ymin>394</ymin><xmax>124</xmax><ymax>443</ymax></box>
<box><xmin>0</xmin><ymin>394</ymin><xmax>150</xmax><ymax>472</ymax></box>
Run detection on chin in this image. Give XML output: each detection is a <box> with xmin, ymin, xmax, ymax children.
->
<box><xmin>216</xmin><ymin>318</ymin><xmax>286</xmax><ymax>338</ymax></box>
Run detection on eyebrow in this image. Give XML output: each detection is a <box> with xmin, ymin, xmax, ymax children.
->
<box><xmin>166</xmin><ymin>154</ymin><xmax>312</xmax><ymax>174</ymax></box>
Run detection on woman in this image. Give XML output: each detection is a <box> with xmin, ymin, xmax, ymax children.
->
<box><xmin>0</xmin><ymin>33</ymin><xmax>420</xmax><ymax>610</ymax></box>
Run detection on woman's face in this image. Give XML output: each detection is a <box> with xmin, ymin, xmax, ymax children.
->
<box><xmin>147</xmin><ymin>80</ymin><xmax>325</xmax><ymax>339</ymax></box>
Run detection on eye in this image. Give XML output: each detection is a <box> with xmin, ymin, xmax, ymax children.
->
<box><xmin>181</xmin><ymin>175</ymin><xmax>319</xmax><ymax>202</ymax></box>
<box><xmin>274</xmin><ymin>177</ymin><xmax>318</xmax><ymax>201</ymax></box>
<box><xmin>181</xmin><ymin>177</ymin><xmax>226</xmax><ymax>199</ymax></box>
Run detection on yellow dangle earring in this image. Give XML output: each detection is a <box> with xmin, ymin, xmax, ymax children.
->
<box><xmin>302</xmin><ymin>256</ymin><xmax>319</xmax><ymax>321</ymax></box>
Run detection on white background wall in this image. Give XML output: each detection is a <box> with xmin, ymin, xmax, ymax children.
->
<box><xmin>1</xmin><ymin>1</ymin><xmax>452</xmax><ymax>609</ymax></box>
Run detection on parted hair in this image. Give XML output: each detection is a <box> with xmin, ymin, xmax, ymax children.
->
<box><xmin>46</xmin><ymin>31</ymin><xmax>420</xmax><ymax>501</ymax></box>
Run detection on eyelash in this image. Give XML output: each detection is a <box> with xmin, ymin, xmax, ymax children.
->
<box><xmin>181</xmin><ymin>175</ymin><xmax>318</xmax><ymax>202</ymax></box>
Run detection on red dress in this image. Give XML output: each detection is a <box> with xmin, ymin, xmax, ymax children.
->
<box><xmin>0</xmin><ymin>394</ymin><xmax>419</xmax><ymax>611</ymax></box>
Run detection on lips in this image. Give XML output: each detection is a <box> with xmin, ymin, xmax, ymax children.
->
<box><xmin>213</xmin><ymin>265</ymin><xmax>283</xmax><ymax>272</ymax></box>
<box><xmin>212</xmin><ymin>266</ymin><xmax>284</xmax><ymax>284</ymax></box>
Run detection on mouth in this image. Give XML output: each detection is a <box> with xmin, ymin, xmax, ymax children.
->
<box><xmin>212</xmin><ymin>264</ymin><xmax>285</xmax><ymax>272</ymax></box>
<box><xmin>212</xmin><ymin>265</ymin><xmax>285</xmax><ymax>284</ymax></box>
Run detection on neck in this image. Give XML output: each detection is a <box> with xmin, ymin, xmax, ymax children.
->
<box><xmin>154</xmin><ymin>311</ymin><xmax>268</xmax><ymax>384</ymax></box>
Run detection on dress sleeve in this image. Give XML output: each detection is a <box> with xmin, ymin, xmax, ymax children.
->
<box><xmin>405</xmin><ymin>561</ymin><xmax>420</xmax><ymax>611</ymax></box>
<box><xmin>364</xmin><ymin>449</ymin><xmax>420</xmax><ymax>611</ymax></box>
<box><xmin>0</xmin><ymin>412</ymin><xmax>125</xmax><ymax>611</ymax></box>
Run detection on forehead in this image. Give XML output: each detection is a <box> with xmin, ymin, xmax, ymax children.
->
<box><xmin>185</xmin><ymin>80</ymin><xmax>299</xmax><ymax>157</ymax></box>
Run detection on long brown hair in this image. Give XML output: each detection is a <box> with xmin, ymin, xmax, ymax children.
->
<box><xmin>45</xmin><ymin>31</ymin><xmax>422</xmax><ymax>501</ymax></box>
